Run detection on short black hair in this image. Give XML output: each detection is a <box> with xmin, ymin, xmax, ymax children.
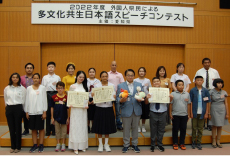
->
<box><xmin>32</xmin><ymin>73</ymin><xmax>40</xmax><ymax>79</ymax></box>
<box><xmin>88</xmin><ymin>67</ymin><xmax>96</xmax><ymax>73</ymax></box>
<box><xmin>125</xmin><ymin>69</ymin><xmax>135</xmax><ymax>76</ymax></box>
<box><xmin>175</xmin><ymin>80</ymin><xmax>184</xmax><ymax>86</ymax></box>
<box><xmin>66</xmin><ymin>64</ymin><xmax>75</xmax><ymax>72</ymax></box>
<box><xmin>176</xmin><ymin>63</ymin><xmax>185</xmax><ymax>73</ymax></box>
<box><xmin>213</xmin><ymin>78</ymin><xmax>224</xmax><ymax>88</ymax></box>
<box><xmin>25</xmin><ymin>63</ymin><xmax>34</xmax><ymax>69</ymax></box>
<box><xmin>100</xmin><ymin>71</ymin><xmax>108</xmax><ymax>77</ymax></box>
<box><xmin>152</xmin><ymin>77</ymin><xmax>160</xmax><ymax>82</ymax></box>
<box><xmin>202</xmin><ymin>58</ymin><xmax>211</xmax><ymax>64</ymax></box>
<box><xmin>195</xmin><ymin>76</ymin><xmax>203</xmax><ymax>80</ymax></box>
<box><xmin>138</xmin><ymin>67</ymin><xmax>146</xmax><ymax>75</ymax></box>
<box><xmin>8</xmin><ymin>73</ymin><xmax>21</xmax><ymax>86</ymax></box>
<box><xmin>156</xmin><ymin>66</ymin><xmax>167</xmax><ymax>78</ymax></box>
<box><xmin>47</xmin><ymin>61</ymin><xmax>56</xmax><ymax>67</ymax></box>
<box><xmin>56</xmin><ymin>81</ymin><xmax>65</xmax><ymax>88</ymax></box>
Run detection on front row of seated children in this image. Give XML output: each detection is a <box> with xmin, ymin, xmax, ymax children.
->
<box><xmin>16</xmin><ymin>72</ymin><xmax>229</xmax><ymax>153</ymax></box>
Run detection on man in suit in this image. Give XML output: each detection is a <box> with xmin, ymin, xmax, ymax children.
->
<box><xmin>116</xmin><ymin>69</ymin><xmax>143</xmax><ymax>153</ymax></box>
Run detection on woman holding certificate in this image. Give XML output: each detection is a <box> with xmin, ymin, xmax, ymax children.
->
<box><xmin>68</xmin><ymin>71</ymin><xmax>88</xmax><ymax>155</ymax></box>
<box><xmin>91</xmin><ymin>71</ymin><xmax>117</xmax><ymax>152</ymax></box>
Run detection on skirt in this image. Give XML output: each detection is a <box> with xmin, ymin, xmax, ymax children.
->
<box><xmin>141</xmin><ymin>101</ymin><xmax>150</xmax><ymax>119</ymax></box>
<box><xmin>87</xmin><ymin>98</ymin><xmax>96</xmax><ymax>120</ymax></box>
<box><xmin>91</xmin><ymin>106</ymin><xmax>117</xmax><ymax>134</ymax></box>
<box><xmin>209</xmin><ymin>103</ymin><xmax>229</xmax><ymax>127</ymax></box>
<box><xmin>28</xmin><ymin>115</ymin><xmax>44</xmax><ymax>130</ymax></box>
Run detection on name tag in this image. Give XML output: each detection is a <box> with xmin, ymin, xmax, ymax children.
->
<box><xmin>59</xmin><ymin>100</ymin><xmax>64</xmax><ymax>104</ymax></box>
<box><xmin>221</xmin><ymin>95</ymin><xmax>225</xmax><ymax>98</ymax></box>
<box><xmin>203</xmin><ymin>97</ymin><xmax>209</xmax><ymax>101</ymax></box>
<box><xmin>165</xmin><ymin>82</ymin><xmax>168</xmax><ymax>86</ymax></box>
<box><xmin>36</xmin><ymin>91</ymin><xmax>40</xmax><ymax>95</ymax></box>
<box><xmin>127</xmin><ymin>97</ymin><xmax>130</xmax><ymax>101</ymax></box>
<box><xmin>116</xmin><ymin>76</ymin><xmax>120</xmax><ymax>78</ymax></box>
<box><xmin>184</xmin><ymin>98</ymin><xmax>189</xmax><ymax>102</ymax></box>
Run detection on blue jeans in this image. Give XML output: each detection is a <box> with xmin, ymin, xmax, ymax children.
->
<box><xmin>113</xmin><ymin>101</ymin><xmax>122</xmax><ymax>128</ymax></box>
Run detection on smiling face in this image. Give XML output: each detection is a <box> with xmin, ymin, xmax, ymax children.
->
<box><xmin>125</xmin><ymin>71</ymin><xmax>134</xmax><ymax>83</ymax></box>
<box><xmin>77</xmin><ymin>73</ymin><xmax>85</xmax><ymax>83</ymax></box>
<box><xmin>152</xmin><ymin>78</ymin><xmax>161</xmax><ymax>87</ymax></box>
<box><xmin>159</xmin><ymin>68</ymin><xmax>165</xmax><ymax>77</ymax></box>
<box><xmin>12</xmin><ymin>74</ymin><xmax>19</xmax><ymax>85</ymax></box>
<box><xmin>67</xmin><ymin>65</ymin><xmax>75</xmax><ymax>75</ymax></box>
<box><xmin>101</xmin><ymin>73</ymin><xmax>108</xmax><ymax>83</ymax></box>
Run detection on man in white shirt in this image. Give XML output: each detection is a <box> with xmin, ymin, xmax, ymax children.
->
<box><xmin>193</xmin><ymin>58</ymin><xmax>220</xmax><ymax>131</ymax></box>
<box><xmin>41</xmin><ymin>62</ymin><xmax>61</xmax><ymax>136</ymax></box>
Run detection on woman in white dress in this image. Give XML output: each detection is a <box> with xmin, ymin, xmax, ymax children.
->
<box><xmin>68</xmin><ymin>71</ymin><xmax>89</xmax><ymax>155</ymax></box>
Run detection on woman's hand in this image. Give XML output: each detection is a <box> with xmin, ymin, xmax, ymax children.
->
<box><xmin>42</xmin><ymin>112</ymin><xmax>46</xmax><ymax>120</ymax></box>
<box><xmin>226</xmin><ymin>114</ymin><xmax>229</xmax><ymax>119</ymax></box>
<box><xmin>26</xmin><ymin>112</ymin><xmax>30</xmax><ymax>120</ymax></box>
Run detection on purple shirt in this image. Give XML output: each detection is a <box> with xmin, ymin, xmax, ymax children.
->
<box><xmin>21</xmin><ymin>75</ymin><xmax>33</xmax><ymax>88</ymax></box>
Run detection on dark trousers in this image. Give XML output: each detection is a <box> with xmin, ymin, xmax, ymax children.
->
<box><xmin>172</xmin><ymin>115</ymin><xmax>188</xmax><ymax>145</ymax></box>
<box><xmin>22</xmin><ymin>111</ymin><xmax>29</xmax><ymax>132</ymax></box>
<box><xmin>150</xmin><ymin>111</ymin><xmax>167</xmax><ymax>147</ymax></box>
<box><xmin>113</xmin><ymin>101</ymin><xmax>122</xmax><ymax>128</ymax></box>
<box><xmin>5</xmin><ymin>104</ymin><xmax>23</xmax><ymax>150</ymax></box>
<box><xmin>46</xmin><ymin>91</ymin><xmax>57</xmax><ymax>134</ymax></box>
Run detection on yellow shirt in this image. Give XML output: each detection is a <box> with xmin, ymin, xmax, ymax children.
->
<box><xmin>62</xmin><ymin>75</ymin><xmax>75</xmax><ymax>91</ymax></box>
<box><xmin>160</xmin><ymin>78</ymin><xmax>172</xmax><ymax>89</ymax></box>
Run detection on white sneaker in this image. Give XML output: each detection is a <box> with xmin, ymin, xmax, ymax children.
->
<box><xmin>138</xmin><ymin>127</ymin><xmax>141</xmax><ymax>133</ymax></box>
<box><xmin>104</xmin><ymin>144</ymin><xmax>111</xmax><ymax>152</ymax></box>
<box><xmin>98</xmin><ymin>144</ymin><xmax>103</xmax><ymax>152</ymax></box>
<box><xmin>142</xmin><ymin>127</ymin><xmax>146</xmax><ymax>133</ymax></box>
<box><xmin>74</xmin><ymin>150</ymin><xmax>78</xmax><ymax>155</ymax></box>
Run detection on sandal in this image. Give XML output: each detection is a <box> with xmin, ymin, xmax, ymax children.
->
<box><xmin>173</xmin><ymin>144</ymin><xmax>178</xmax><ymax>150</ymax></box>
<box><xmin>212</xmin><ymin>138</ymin><xmax>217</xmax><ymax>148</ymax></box>
<box><xmin>180</xmin><ymin>144</ymin><xmax>186</xmax><ymax>150</ymax></box>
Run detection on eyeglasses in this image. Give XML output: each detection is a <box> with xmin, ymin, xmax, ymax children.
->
<box><xmin>126</xmin><ymin>75</ymin><xmax>134</xmax><ymax>77</ymax></box>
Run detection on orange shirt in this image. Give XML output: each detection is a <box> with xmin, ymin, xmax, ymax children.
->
<box><xmin>160</xmin><ymin>78</ymin><xmax>171</xmax><ymax>90</ymax></box>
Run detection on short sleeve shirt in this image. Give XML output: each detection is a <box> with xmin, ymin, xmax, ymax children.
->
<box><xmin>171</xmin><ymin>73</ymin><xmax>191</xmax><ymax>91</ymax></box>
<box><xmin>171</xmin><ymin>91</ymin><xmax>191</xmax><ymax>116</ymax></box>
<box><xmin>209</xmin><ymin>89</ymin><xmax>227</xmax><ymax>105</ymax></box>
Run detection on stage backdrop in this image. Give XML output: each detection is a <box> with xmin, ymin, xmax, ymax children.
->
<box><xmin>0</xmin><ymin>0</ymin><xmax>230</xmax><ymax>124</ymax></box>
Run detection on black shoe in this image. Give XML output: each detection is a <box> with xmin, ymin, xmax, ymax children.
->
<box><xmin>22</xmin><ymin>130</ymin><xmax>29</xmax><ymax>136</ymax></box>
<box><xmin>150</xmin><ymin>146</ymin><xmax>154</xmax><ymax>152</ymax></box>
<box><xmin>88</xmin><ymin>126</ymin><xmax>90</xmax><ymax>133</ymax></box>
<box><xmin>197</xmin><ymin>143</ymin><xmax>202</xmax><ymax>150</ymax></box>
<box><xmin>122</xmin><ymin>146</ymin><xmax>129</xmax><ymax>153</ymax></box>
<box><xmin>38</xmin><ymin>144</ymin><xmax>44</xmax><ymax>153</ymax></box>
<box><xmin>157</xmin><ymin>146</ymin><xmax>165</xmax><ymax>152</ymax></box>
<box><xmin>45</xmin><ymin>132</ymin><xmax>50</xmax><ymax>136</ymax></box>
<box><xmin>117</xmin><ymin>127</ymin><xmax>123</xmax><ymax>131</ymax></box>
<box><xmin>51</xmin><ymin>131</ymin><xmax>55</xmax><ymax>136</ymax></box>
<box><xmin>208</xmin><ymin>126</ymin><xmax>212</xmax><ymax>131</ymax></box>
<box><xmin>29</xmin><ymin>145</ymin><xmax>38</xmax><ymax>153</ymax></box>
<box><xmin>192</xmin><ymin>141</ymin><xmax>196</xmax><ymax>149</ymax></box>
<box><xmin>131</xmin><ymin>145</ymin><xmax>140</xmax><ymax>153</ymax></box>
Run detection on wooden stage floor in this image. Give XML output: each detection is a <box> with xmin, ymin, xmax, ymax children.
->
<box><xmin>1</xmin><ymin>119</ymin><xmax>230</xmax><ymax>147</ymax></box>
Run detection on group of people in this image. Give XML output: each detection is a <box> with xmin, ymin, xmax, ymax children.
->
<box><xmin>3</xmin><ymin>58</ymin><xmax>229</xmax><ymax>154</ymax></box>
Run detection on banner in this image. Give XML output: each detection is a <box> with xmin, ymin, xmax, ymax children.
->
<box><xmin>31</xmin><ymin>3</ymin><xmax>194</xmax><ymax>27</ymax></box>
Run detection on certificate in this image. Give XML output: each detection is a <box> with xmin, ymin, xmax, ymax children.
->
<box><xmin>67</xmin><ymin>91</ymin><xmax>89</xmax><ymax>108</ymax></box>
<box><xmin>92</xmin><ymin>86</ymin><xmax>115</xmax><ymax>103</ymax></box>
<box><xmin>148</xmin><ymin>87</ymin><xmax>170</xmax><ymax>103</ymax></box>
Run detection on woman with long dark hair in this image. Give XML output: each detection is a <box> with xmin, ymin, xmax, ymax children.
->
<box><xmin>68</xmin><ymin>71</ymin><xmax>89</xmax><ymax>155</ymax></box>
<box><xmin>4</xmin><ymin>73</ymin><xmax>26</xmax><ymax>153</ymax></box>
